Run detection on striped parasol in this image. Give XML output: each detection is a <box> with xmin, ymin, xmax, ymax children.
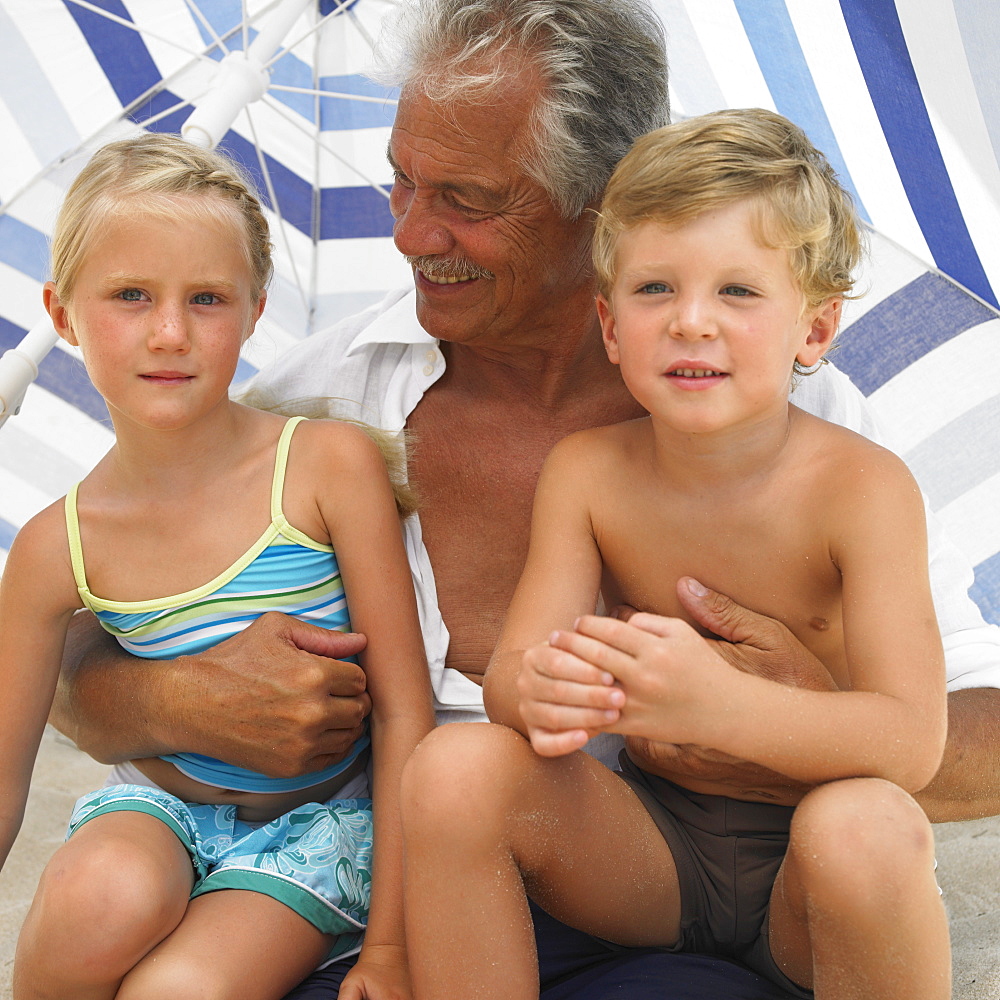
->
<box><xmin>1</xmin><ymin>0</ymin><xmax>998</xmax><ymax>621</ymax></box>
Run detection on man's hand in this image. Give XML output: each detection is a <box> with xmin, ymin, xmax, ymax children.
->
<box><xmin>672</xmin><ymin>576</ymin><xmax>837</xmax><ymax>690</ymax></box>
<box><xmin>609</xmin><ymin>578</ymin><xmax>836</xmax><ymax>799</ymax></box>
<box><xmin>170</xmin><ymin>612</ymin><xmax>372</xmax><ymax>777</ymax></box>
<box><xmin>55</xmin><ymin>611</ymin><xmax>372</xmax><ymax>776</ymax></box>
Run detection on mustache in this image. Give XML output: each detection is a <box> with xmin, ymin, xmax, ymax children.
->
<box><xmin>405</xmin><ymin>255</ymin><xmax>495</xmax><ymax>281</ymax></box>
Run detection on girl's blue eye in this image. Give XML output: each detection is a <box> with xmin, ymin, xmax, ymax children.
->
<box><xmin>120</xmin><ymin>288</ymin><xmax>143</xmax><ymax>301</ymax></box>
<box><xmin>723</xmin><ymin>285</ymin><xmax>752</xmax><ymax>297</ymax></box>
<box><xmin>640</xmin><ymin>282</ymin><xmax>668</xmax><ymax>294</ymax></box>
<box><xmin>192</xmin><ymin>292</ymin><xmax>217</xmax><ymax>305</ymax></box>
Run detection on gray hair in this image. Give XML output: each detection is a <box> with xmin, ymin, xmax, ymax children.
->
<box><xmin>378</xmin><ymin>0</ymin><xmax>669</xmax><ymax>219</ymax></box>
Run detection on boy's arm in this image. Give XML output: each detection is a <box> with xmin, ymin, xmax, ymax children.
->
<box><xmin>52</xmin><ymin>603</ymin><xmax>370</xmax><ymax>774</ymax></box>
<box><xmin>483</xmin><ymin>435</ymin><xmax>616</xmax><ymax>754</ymax></box>
<box><xmin>551</xmin><ymin>449</ymin><xmax>947</xmax><ymax>791</ymax></box>
<box><xmin>0</xmin><ymin>510</ymin><xmax>80</xmax><ymax>867</ymax></box>
<box><xmin>633</xmin><ymin>585</ymin><xmax>1000</xmax><ymax>820</ymax></box>
<box><xmin>311</xmin><ymin>423</ymin><xmax>434</xmax><ymax>999</ymax></box>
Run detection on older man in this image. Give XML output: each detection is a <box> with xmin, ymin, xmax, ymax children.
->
<box><xmin>55</xmin><ymin>1</ymin><xmax>1000</xmax><ymax>997</ymax></box>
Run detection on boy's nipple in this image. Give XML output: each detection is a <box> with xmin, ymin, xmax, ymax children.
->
<box><xmin>808</xmin><ymin>616</ymin><xmax>830</xmax><ymax>632</ymax></box>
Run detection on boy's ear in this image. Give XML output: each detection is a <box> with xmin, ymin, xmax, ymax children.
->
<box><xmin>596</xmin><ymin>293</ymin><xmax>620</xmax><ymax>365</ymax></box>
<box><xmin>797</xmin><ymin>296</ymin><xmax>841</xmax><ymax>369</ymax></box>
<box><xmin>43</xmin><ymin>282</ymin><xmax>78</xmax><ymax>347</ymax></box>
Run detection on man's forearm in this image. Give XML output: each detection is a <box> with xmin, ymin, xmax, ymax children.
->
<box><xmin>51</xmin><ymin>611</ymin><xmax>177</xmax><ymax>763</ymax></box>
<box><xmin>917</xmin><ymin>687</ymin><xmax>1000</xmax><ymax>823</ymax></box>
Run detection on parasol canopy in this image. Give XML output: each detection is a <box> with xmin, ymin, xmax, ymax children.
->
<box><xmin>0</xmin><ymin>0</ymin><xmax>997</xmax><ymax>622</ymax></box>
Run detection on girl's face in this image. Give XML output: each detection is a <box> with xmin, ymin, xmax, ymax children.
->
<box><xmin>45</xmin><ymin>201</ymin><xmax>265</xmax><ymax>434</ymax></box>
<box><xmin>597</xmin><ymin>200</ymin><xmax>838</xmax><ymax>438</ymax></box>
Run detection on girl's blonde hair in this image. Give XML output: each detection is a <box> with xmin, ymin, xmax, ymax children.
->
<box><xmin>50</xmin><ymin>132</ymin><xmax>273</xmax><ymax>303</ymax></box>
<box><xmin>593</xmin><ymin>108</ymin><xmax>864</xmax><ymax>311</ymax></box>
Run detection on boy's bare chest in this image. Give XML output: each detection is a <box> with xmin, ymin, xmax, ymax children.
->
<box><xmin>595</xmin><ymin>480</ymin><xmax>846</xmax><ymax>671</ymax></box>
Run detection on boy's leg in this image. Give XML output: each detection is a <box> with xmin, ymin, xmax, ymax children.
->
<box><xmin>767</xmin><ymin>778</ymin><xmax>950</xmax><ymax>999</ymax></box>
<box><xmin>401</xmin><ymin>723</ymin><xmax>683</xmax><ymax>1000</ymax></box>
<box><xmin>115</xmin><ymin>889</ymin><xmax>332</xmax><ymax>1000</ymax></box>
<box><xmin>13</xmin><ymin>811</ymin><xmax>194</xmax><ymax>1000</ymax></box>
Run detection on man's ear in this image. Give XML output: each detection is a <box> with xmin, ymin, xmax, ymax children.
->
<box><xmin>596</xmin><ymin>293</ymin><xmax>620</xmax><ymax>365</ymax></box>
<box><xmin>797</xmin><ymin>296</ymin><xmax>841</xmax><ymax>369</ymax></box>
<box><xmin>43</xmin><ymin>282</ymin><xmax>78</xmax><ymax>347</ymax></box>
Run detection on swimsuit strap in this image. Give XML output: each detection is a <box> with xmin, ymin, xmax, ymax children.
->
<box><xmin>270</xmin><ymin>416</ymin><xmax>307</xmax><ymax>523</ymax></box>
<box><xmin>64</xmin><ymin>482</ymin><xmax>89</xmax><ymax>595</ymax></box>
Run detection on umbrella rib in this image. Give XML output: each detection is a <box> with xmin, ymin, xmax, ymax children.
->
<box><xmin>64</xmin><ymin>0</ymin><xmax>216</xmax><ymax>61</ymax></box>
<box><xmin>344</xmin><ymin>2</ymin><xmax>375</xmax><ymax>50</ymax></box>
<box><xmin>259</xmin><ymin>94</ymin><xmax>392</xmax><ymax>200</ymax></box>
<box><xmin>127</xmin><ymin>94</ymin><xmax>197</xmax><ymax>131</ymax></box>
<box><xmin>244</xmin><ymin>106</ymin><xmax>312</xmax><ymax>320</ymax></box>
<box><xmin>262</xmin><ymin>4</ymin><xmax>357</xmax><ymax>71</ymax></box>
<box><xmin>180</xmin><ymin>0</ymin><xmax>231</xmax><ymax>56</ymax></box>
<box><xmin>269</xmin><ymin>85</ymin><xmax>397</xmax><ymax>107</ymax></box>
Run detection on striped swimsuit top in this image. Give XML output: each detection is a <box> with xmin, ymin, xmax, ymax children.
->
<box><xmin>65</xmin><ymin>416</ymin><xmax>369</xmax><ymax>794</ymax></box>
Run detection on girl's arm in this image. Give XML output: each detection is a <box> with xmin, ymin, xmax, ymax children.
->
<box><xmin>562</xmin><ymin>447</ymin><xmax>947</xmax><ymax>792</ymax></box>
<box><xmin>0</xmin><ymin>505</ymin><xmax>82</xmax><ymax>868</ymax></box>
<box><xmin>307</xmin><ymin>422</ymin><xmax>434</xmax><ymax>1000</ymax></box>
<box><xmin>482</xmin><ymin>434</ymin><xmax>618</xmax><ymax>755</ymax></box>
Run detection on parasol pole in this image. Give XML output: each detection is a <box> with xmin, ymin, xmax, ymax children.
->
<box><xmin>0</xmin><ymin>0</ymin><xmax>314</xmax><ymax>428</ymax></box>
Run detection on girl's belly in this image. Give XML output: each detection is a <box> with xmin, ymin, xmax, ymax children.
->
<box><xmin>130</xmin><ymin>750</ymin><xmax>369</xmax><ymax>824</ymax></box>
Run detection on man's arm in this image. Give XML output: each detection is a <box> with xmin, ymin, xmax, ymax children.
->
<box><xmin>629</xmin><ymin>582</ymin><xmax>1000</xmax><ymax>822</ymax></box>
<box><xmin>918</xmin><ymin>687</ymin><xmax>1000</xmax><ymax>822</ymax></box>
<box><xmin>51</xmin><ymin>610</ymin><xmax>372</xmax><ymax>777</ymax></box>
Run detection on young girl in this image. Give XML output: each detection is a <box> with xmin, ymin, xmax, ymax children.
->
<box><xmin>400</xmin><ymin>110</ymin><xmax>950</xmax><ymax>999</ymax></box>
<box><xmin>0</xmin><ymin>133</ymin><xmax>433</xmax><ymax>1000</ymax></box>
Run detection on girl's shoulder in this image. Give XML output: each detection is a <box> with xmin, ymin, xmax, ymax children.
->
<box><xmin>3</xmin><ymin>496</ymin><xmax>83</xmax><ymax>614</ymax></box>
<box><xmin>287</xmin><ymin>416</ymin><xmax>391</xmax><ymax>474</ymax></box>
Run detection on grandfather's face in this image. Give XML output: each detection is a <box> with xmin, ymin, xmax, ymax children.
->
<box><xmin>387</xmin><ymin>69</ymin><xmax>595</xmax><ymax>348</ymax></box>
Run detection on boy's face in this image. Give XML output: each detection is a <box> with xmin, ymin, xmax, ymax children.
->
<box><xmin>597</xmin><ymin>199</ymin><xmax>839</xmax><ymax>436</ymax></box>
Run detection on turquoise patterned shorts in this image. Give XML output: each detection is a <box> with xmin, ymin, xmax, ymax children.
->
<box><xmin>68</xmin><ymin>783</ymin><xmax>373</xmax><ymax>963</ymax></box>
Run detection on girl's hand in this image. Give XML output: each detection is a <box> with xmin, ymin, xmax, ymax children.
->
<box><xmin>337</xmin><ymin>943</ymin><xmax>410</xmax><ymax>1000</ymax></box>
<box><xmin>516</xmin><ymin>636</ymin><xmax>625</xmax><ymax>757</ymax></box>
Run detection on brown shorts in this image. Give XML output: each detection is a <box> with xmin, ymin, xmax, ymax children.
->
<box><xmin>616</xmin><ymin>751</ymin><xmax>812</xmax><ymax>998</ymax></box>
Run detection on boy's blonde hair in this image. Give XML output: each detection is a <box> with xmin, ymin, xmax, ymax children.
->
<box><xmin>593</xmin><ymin>108</ymin><xmax>863</xmax><ymax>310</ymax></box>
<box><xmin>50</xmin><ymin>132</ymin><xmax>273</xmax><ymax>303</ymax></box>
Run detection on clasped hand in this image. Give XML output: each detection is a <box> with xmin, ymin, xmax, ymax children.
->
<box><xmin>518</xmin><ymin>605</ymin><xmax>727</xmax><ymax>758</ymax></box>
<box><xmin>516</xmin><ymin>578</ymin><xmax>837</xmax><ymax>798</ymax></box>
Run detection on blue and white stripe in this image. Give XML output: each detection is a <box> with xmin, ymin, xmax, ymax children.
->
<box><xmin>1</xmin><ymin>0</ymin><xmax>998</xmax><ymax>623</ymax></box>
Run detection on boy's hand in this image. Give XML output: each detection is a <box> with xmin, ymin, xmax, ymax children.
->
<box><xmin>564</xmin><ymin>613</ymin><xmax>732</xmax><ymax>744</ymax></box>
<box><xmin>338</xmin><ymin>943</ymin><xmax>410</xmax><ymax>1000</ymax></box>
<box><xmin>517</xmin><ymin>637</ymin><xmax>626</xmax><ymax>756</ymax></box>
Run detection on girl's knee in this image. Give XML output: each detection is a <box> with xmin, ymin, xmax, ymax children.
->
<box><xmin>788</xmin><ymin>778</ymin><xmax>934</xmax><ymax>896</ymax></box>
<box><xmin>25</xmin><ymin>822</ymin><xmax>191</xmax><ymax>971</ymax></box>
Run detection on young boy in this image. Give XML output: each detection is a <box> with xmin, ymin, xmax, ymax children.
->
<box><xmin>399</xmin><ymin>109</ymin><xmax>951</xmax><ymax>999</ymax></box>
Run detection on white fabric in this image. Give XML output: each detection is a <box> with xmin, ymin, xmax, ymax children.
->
<box><xmin>238</xmin><ymin>287</ymin><xmax>1000</xmax><ymax>724</ymax></box>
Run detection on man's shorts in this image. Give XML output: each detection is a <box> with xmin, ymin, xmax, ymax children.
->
<box><xmin>615</xmin><ymin>752</ymin><xmax>812</xmax><ymax>999</ymax></box>
<box><xmin>68</xmin><ymin>783</ymin><xmax>373</xmax><ymax>964</ymax></box>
